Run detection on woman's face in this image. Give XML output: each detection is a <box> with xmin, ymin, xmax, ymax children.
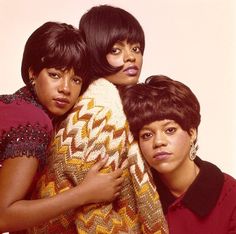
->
<box><xmin>29</xmin><ymin>68</ymin><xmax>82</xmax><ymax>116</ymax></box>
<box><xmin>138</xmin><ymin>119</ymin><xmax>196</xmax><ymax>176</ymax></box>
<box><xmin>105</xmin><ymin>40</ymin><xmax>143</xmax><ymax>85</ymax></box>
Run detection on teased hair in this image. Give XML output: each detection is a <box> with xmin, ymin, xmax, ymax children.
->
<box><xmin>120</xmin><ymin>75</ymin><xmax>201</xmax><ymax>140</ymax></box>
<box><xmin>79</xmin><ymin>5</ymin><xmax>145</xmax><ymax>80</ymax></box>
<box><xmin>21</xmin><ymin>21</ymin><xmax>89</xmax><ymax>93</ymax></box>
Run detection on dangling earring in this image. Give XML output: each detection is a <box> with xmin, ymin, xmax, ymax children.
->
<box><xmin>29</xmin><ymin>77</ymin><xmax>35</xmax><ymax>86</ymax></box>
<box><xmin>190</xmin><ymin>142</ymin><xmax>197</xmax><ymax>161</ymax></box>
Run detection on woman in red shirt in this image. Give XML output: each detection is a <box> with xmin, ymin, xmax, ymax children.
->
<box><xmin>0</xmin><ymin>21</ymin><xmax>123</xmax><ymax>232</ymax></box>
<box><xmin>121</xmin><ymin>75</ymin><xmax>236</xmax><ymax>233</ymax></box>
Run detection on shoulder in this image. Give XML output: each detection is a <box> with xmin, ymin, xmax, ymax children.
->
<box><xmin>82</xmin><ymin>78</ymin><xmax>122</xmax><ymax>105</ymax></box>
<box><xmin>198</xmin><ymin>158</ymin><xmax>236</xmax><ymax>202</ymax></box>
<box><xmin>1</xmin><ymin>86</ymin><xmax>52</xmax><ymax>131</ymax></box>
<box><xmin>222</xmin><ymin>173</ymin><xmax>236</xmax><ymax>193</ymax></box>
<box><xmin>0</xmin><ymin>97</ymin><xmax>53</xmax><ymax>167</ymax></box>
<box><xmin>0</xmin><ymin>96</ymin><xmax>52</xmax><ymax>134</ymax></box>
<box><xmin>70</xmin><ymin>78</ymin><xmax>127</xmax><ymax>125</ymax></box>
<box><xmin>216</xmin><ymin>173</ymin><xmax>236</xmax><ymax>214</ymax></box>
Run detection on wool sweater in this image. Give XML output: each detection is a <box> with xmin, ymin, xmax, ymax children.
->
<box><xmin>29</xmin><ymin>78</ymin><xmax>168</xmax><ymax>234</ymax></box>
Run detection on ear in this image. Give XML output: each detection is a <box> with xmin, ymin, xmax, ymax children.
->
<box><xmin>28</xmin><ymin>67</ymin><xmax>35</xmax><ymax>80</ymax></box>
<box><xmin>189</xmin><ymin>128</ymin><xmax>197</xmax><ymax>143</ymax></box>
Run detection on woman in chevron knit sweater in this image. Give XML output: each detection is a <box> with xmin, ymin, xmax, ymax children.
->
<box><xmin>30</xmin><ymin>5</ymin><xmax>168</xmax><ymax>234</ymax></box>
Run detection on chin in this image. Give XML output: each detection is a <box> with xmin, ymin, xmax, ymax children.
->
<box><xmin>50</xmin><ymin>109</ymin><xmax>67</xmax><ymax>117</ymax></box>
<box><xmin>125</xmin><ymin>76</ymin><xmax>139</xmax><ymax>85</ymax></box>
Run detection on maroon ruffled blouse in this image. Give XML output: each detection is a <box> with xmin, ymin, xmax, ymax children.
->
<box><xmin>0</xmin><ymin>86</ymin><xmax>53</xmax><ymax>168</ymax></box>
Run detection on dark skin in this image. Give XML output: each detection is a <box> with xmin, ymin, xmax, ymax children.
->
<box><xmin>0</xmin><ymin>66</ymin><xmax>124</xmax><ymax>232</ymax></box>
<box><xmin>0</xmin><ymin>155</ymin><xmax>124</xmax><ymax>232</ymax></box>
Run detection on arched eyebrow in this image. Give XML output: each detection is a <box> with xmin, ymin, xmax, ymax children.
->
<box><xmin>112</xmin><ymin>40</ymin><xmax>126</xmax><ymax>46</ymax></box>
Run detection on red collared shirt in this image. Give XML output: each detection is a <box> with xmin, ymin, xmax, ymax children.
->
<box><xmin>152</xmin><ymin>157</ymin><xmax>236</xmax><ymax>234</ymax></box>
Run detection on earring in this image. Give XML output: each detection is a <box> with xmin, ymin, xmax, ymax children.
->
<box><xmin>29</xmin><ymin>77</ymin><xmax>35</xmax><ymax>86</ymax></box>
<box><xmin>190</xmin><ymin>142</ymin><xmax>197</xmax><ymax>161</ymax></box>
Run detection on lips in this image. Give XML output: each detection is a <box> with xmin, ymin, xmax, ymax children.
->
<box><xmin>153</xmin><ymin>151</ymin><xmax>171</xmax><ymax>160</ymax></box>
<box><xmin>123</xmin><ymin>65</ymin><xmax>139</xmax><ymax>76</ymax></box>
<box><xmin>54</xmin><ymin>97</ymin><xmax>70</xmax><ymax>108</ymax></box>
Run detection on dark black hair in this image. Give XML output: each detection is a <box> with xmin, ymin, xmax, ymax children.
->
<box><xmin>121</xmin><ymin>75</ymin><xmax>201</xmax><ymax>140</ymax></box>
<box><xmin>21</xmin><ymin>21</ymin><xmax>90</xmax><ymax>93</ymax></box>
<box><xmin>79</xmin><ymin>5</ymin><xmax>145</xmax><ymax>80</ymax></box>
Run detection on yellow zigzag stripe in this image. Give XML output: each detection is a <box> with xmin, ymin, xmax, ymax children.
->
<box><xmin>34</xmin><ymin>92</ymin><xmax>167</xmax><ymax>233</ymax></box>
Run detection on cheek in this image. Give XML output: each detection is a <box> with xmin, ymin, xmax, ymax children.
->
<box><xmin>138</xmin><ymin>56</ymin><xmax>143</xmax><ymax>66</ymax></box>
<box><xmin>71</xmin><ymin>85</ymin><xmax>82</xmax><ymax>100</ymax></box>
<box><xmin>34</xmin><ymin>80</ymin><xmax>48</xmax><ymax>100</ymax></box>
<box><xmin>140</xmin><ymin>142</ymin><xmax>153</xmax><ymax>163</ymax></box>
<box><xmin>72</xmin><ymin>87</ymin><xmax>81</xmax><ymax>96</ymax></box>
<box><xmin>173</xmin><ymin>134</ymin><xmax>191</xmax><ymax>153</ymax></box>
<box><xmin>106</xmin><ymin>54</ymin><xmax>124</xmax><ymax>67</ymax></box>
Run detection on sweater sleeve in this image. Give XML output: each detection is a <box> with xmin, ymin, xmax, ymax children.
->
<box><xmin>71</xmin><ymin>96</ymin><xmax>140</xmax><ymax>233</ymax></box>
<box><xmin>29</xmin><ymin>79</ymin><xmax>168</xmax><ymax>233</ymax></box>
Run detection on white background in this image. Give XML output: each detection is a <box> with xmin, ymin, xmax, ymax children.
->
<box><xmin>0</xmin><ymin>0</ymin><xmax>235</xmax><ymax>178</ymax></box>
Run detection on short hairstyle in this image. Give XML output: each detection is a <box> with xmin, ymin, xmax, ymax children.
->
<box><xmin>21</xmin><ymin>21</ymin><xmax>89</xmax><ymax>93</ymax></box>
<box><xmin>79</xmin><ymin>5</ymin><xmax>145</xmax><ymax>80</ymax></box>
<box><xmin>120</xmin><ymin>75</ymin><xmax>201</xmax><ymax>140</ymax></box>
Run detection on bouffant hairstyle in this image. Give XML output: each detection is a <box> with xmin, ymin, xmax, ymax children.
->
<box><xmin>79</xmin><ymin>5</ymin><xmax>145</xmax><ymax>80</ymax></box>
<box><xmin>121</xmin><ymin>75</ymin><xmax>201</xmax><ymax>140</ymax></box>
<box><xmin>21</xmin><ymin>21</ymin><xmax>89</xmax><ymax>93</ymax></box>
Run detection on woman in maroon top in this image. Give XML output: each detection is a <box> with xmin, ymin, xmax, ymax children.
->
<box><xmin>0</xmin><ymin>22</ymin><xmax>124</xmax><ymax>232</ymax></box>
<box><xmin>121</xmin><ymin>75</ymin><xmax>236</xmax><ymax>233</ymax></box>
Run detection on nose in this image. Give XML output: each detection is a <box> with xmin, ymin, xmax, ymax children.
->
<box><xmin>153</xmin><ymin>132</ymin><xmax>167</xmax><ymax>148</ymax></box>
<box><xmin>58</xmin><ymin>78</ymin><xmax>70</xmax><ymax>95</ymax></box>
<box><xmin>124</xmin><ymin>49</ymin><xmax>135</xmax><ymax>62</ymax></box>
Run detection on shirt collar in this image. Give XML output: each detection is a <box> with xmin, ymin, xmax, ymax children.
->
<box><xmin>152</xmin><ymin>157</ymin><xmax>224</xmax><ymax>217</ymax></box>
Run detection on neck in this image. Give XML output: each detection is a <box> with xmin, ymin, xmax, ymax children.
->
<box><xmin>160</xmin><ymin>161</ymin><xmax>199</xmax><ymax>197</ymax></box>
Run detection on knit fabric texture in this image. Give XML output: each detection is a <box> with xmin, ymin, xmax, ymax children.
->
<box><xmin>30</xmin><ymin>78</ymin><xmax>168</xmax><ymax>234</ymax></box>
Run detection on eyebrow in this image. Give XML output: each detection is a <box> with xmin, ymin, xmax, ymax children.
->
<box><xmin>162</xmin><ymin>120</ymin><xmax>176</xmax><ymax>126</ymax></box>
<box><xmin>113</xmin><ymin>41</ymin><xmax>125</xmax><ymax>46</ymax></box>
<box><xmin>113</xmin><ymin>40</ymin><xmax>140</xmax><ymax>47</ymax></box>
<box><xmin>141</xmin><ymin>120</ymin><xmax>177</xmax><ymax>130</ymax></box>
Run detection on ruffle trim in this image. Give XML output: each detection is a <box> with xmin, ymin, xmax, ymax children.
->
<box><xmin>0</xmin><ymin>123</ymin><xmax>52</xmax><ymax>169</ymax></box>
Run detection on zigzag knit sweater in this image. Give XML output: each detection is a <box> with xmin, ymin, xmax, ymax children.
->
<box><xmin>30</xmin><ymin>78</ymin><xmax>168</xmax><ymax>234</ymax></box>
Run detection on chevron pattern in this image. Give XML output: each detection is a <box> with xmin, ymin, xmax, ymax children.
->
<box><xmin>29</xmin><ymin>79</ymin><xmax>168</xmax><ymax>234</ymax></box>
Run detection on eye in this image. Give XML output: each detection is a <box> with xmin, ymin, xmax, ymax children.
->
<box><xmin>48</xmin><ymin>72</ymin><xmax>60</xmax><ymax>79</ymax></box>
<box><xmin>72</xmin><ymin>76</ymin><xmax>82</xmax><ymax>85</ymax></box>
<box><xmin>110</xmin><ymin>47</ymin><xmax>121</xmax><ymax>55</ymax></box>
<box><xmin>132</xmin><ymin>46</ymin><xmax>141</xmax><ymax>53</ymax></box>
<box><xmin>165</xmin><ymin>127</ymin><xmax>177</xmax><ymax>135</ymax></box>
<box><xmin>139</xmin><ymin>131</ymin><xmax>153</xmax><ymax>141</ymax></box>
<box><xmin>131</xmin><ymin>43</ymin><xmax>141</xmax><ymax>53</ymax></box>
<box><xmin>47</xmin><ymin>68</ymin><xmax>61</xmax><ymax>79</ymax></box>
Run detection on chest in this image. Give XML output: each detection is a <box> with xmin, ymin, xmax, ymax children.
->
<box><xmin>166</xmin><ymin>194</ymin><xmax>234</xmax><ymax>234</ymax></box>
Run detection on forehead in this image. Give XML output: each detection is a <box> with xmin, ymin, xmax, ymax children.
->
<box><xmin>113</xmin><ymin>40</ymin><xmax>140</xmax><ymax>46</ymax></box>
<box><xmin>48</xmin><ymin>67</ymin><xmax>75</xmax><ymax>73</ymax></box>
<box><xmin>141</xmin><ymin>119</ymin><xmax>178</xmax><ymax>130</ymax></box>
